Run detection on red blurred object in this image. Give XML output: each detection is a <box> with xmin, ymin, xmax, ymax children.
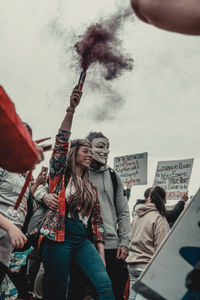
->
<box><xmin>14</xmin><ymin>170</ymin><xmax>33</xmax><ymax>210</ymax></box>
<box><xmin>42</xmin><ymin>144</ymin><xmax>52</xmax><ymax>152</ymax></box>
<box><xmin>35</xmin><ymin>137</ymin><xmax>52</xmax><ymax>152</ymax></box>
<box><xmin>123</xmin><ymin>276</ymin><xmax>130</xmax><ymax>300</ymax></box>
<box><xmin>0</xmin><ymin>86</ymin><xmax>38</xmax><ymax>173</ymax></box>
<box><xmin>35</xmin><ymin>137</ymin><xmax>51</xmax><ymax>144</ymax></box>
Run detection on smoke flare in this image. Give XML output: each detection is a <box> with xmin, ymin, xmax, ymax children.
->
<box><xmin>75</xmin><ymin>8</ymin><xmax>133</xmax><ymax>80</ymax></box>
<box><xmin>47</xmin><ymin>5</ymin><xmax>134</xmax><ymax>120</ymax></box>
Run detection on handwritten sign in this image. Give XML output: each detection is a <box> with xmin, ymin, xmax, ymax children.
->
<box><xmin>114</xmin><ymin>152</ymin><xmax>147</xmax><ymax>187</ymax></box>
<box><xmin>153</xmin><ymin>158</ymin><xmax>194</xmax><ymax>200</ymax></box>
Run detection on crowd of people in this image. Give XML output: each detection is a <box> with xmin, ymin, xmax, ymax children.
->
<box><xmin>1</xmin><ymin>0</ymin><xmax>200</xmax><ymax>299</ymax></box>
<box><xmin>0</xmin><ymin>86</ymin><xmax>190</xmax><ymax>300</ymax></box>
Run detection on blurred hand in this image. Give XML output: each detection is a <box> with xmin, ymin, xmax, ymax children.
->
<box><xmin>35</xmin><ymin>169</ymin><xmax>48</xmax><ymax>186</ymax></box>
<box><xmin>43</xmin><ymin>193</ymin><xmax>58</xmax><ymax>211</ymax></box>
<box><xmin>116</xmin><ymin>246</ymin><xmax>129</xmax><ymax>260</ymax></box>
<box><xmin>70</xmin><ymin>87</ymin><xmax>82</xmax><ymax>109</ymax></box>
<box><xmin>181</xmin><ymin>191</ymin><xmax>189</xmax><ymax>202</ymax></box>
<box><xmin>7</xmin><ymin>224</ymin><xmax>27</xmax><ymax>249</ymax></box>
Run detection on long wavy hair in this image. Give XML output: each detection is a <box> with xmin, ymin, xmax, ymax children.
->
<box><xmin>64</xmin><ymin>139</ymin><xmax>96</xmax><ymax>217</ymax></box>
<box><xmin>150</xmin><ymin>186</ymin><xmax>166</xmax><ymax>216</ymax></box>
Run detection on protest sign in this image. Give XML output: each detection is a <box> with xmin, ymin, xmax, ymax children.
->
<box><xmin>153</xmin><ymin>158</ymin><xmax>194</xmax><ymax>200</ymax></box>
<box><xmin>114</xmin><ymin>152</ymin><xmax>147</xmax><ymax>187</ymax></box>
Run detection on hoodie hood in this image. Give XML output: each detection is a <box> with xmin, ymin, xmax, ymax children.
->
<box><xmin>135</xmin><ymin>199</ymin><xmax>146</xmax><ymax>206</ymax></box>
<box><xmin>135</xmin><ymin>202</ymin><xmax>157</xmax><ymax>217</ymax></box>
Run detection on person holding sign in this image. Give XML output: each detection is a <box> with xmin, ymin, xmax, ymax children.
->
<box><xmin>133</xmin><ymin>187</ymin><xmax>188</xmax><ymax>227</ymax></box>
<box><xmin>126</xmin><ymin>186</ymin><xmax>170</xmax><ymax>300</ymax></box>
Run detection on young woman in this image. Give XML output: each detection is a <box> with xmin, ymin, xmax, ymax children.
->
<box><xmin>40</xmin><ymin>88</ymin><xmax>114</xmax><ymax>300</ymax></box>
<box><xmin>126</xmin><ymin>186</ymin><xmax>170</xmax><ymax>300</ymax></box>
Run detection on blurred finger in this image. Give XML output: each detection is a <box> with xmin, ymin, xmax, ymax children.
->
<box><xmin>116</xmin><ymin>247</ymin><xmax>121</xmax><ymax>258</ymax></box>
<box><xmin>23</xmin><ymin>235</ymin><xmax>27</xmax><ymax>244</ymax></box>
<box><xmin>19</xmin><ymin>237</ymin><xmax>24</xmax><ymax>248</ymax></box>
<box><xmin>118</xmin><ymin>252</ymin><xmax>124</xmax><ymax>260</ymax></box>
<box><xmin>11</xmin><ymin>239</ymin><xmax>16</xmax><ymax>248</ymax></box>
<box><xmin>15</xmin><ymin>239</ymin><xmax>20</xmax><ymax>249</ymax></box>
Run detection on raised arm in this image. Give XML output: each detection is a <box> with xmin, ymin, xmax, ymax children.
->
<box><xmin>165</xmin><ymin>191</ymin><xmax>188</xmax><ymax>226</ymax></box>
<box><xmin>60</xmin><ymin>88</ymin><xmax>82</xmax><ymax>132</ymax></box>
<box><xmin>131</xmin><ymin>0</ymin><xmax>200</xmax><ymax>35</ymax></box>
<box><xmin>49</xmin><ymin>88</ymin><xmax>82</xmax><ymax>192</ymax></box>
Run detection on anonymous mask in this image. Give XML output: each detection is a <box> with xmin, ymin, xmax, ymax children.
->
<box><xmin>91</xmin><ymin>137</ymin><xmax>110</xmax><ymax>165</ymax></box>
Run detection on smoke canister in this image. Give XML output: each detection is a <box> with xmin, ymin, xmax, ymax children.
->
<box><xmin>77</xmin><ymin>71</ymin><xmax>86</xmax><ymax>91</ymax></box>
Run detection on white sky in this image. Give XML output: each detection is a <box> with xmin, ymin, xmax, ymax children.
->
<box><xmin>1</xmin><ymin>0</ymin><xmax>200</xmax><ymax>212</ymax></box>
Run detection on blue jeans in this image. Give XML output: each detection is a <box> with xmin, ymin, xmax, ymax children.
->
<box><xmin>128</xmin><ymin>266</ymin><xmax>146</xmax><ymax>300</ymax></box>
<box><xmin>41</xmin><ymin>217</ymin><xmax>114</xmax><ymax>300</ymax></box>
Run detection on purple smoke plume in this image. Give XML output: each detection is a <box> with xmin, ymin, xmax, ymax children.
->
<box><xmin>75</xmin><ymin>7</ymin><xmax>134</xmax><ymax>80</ymax></box>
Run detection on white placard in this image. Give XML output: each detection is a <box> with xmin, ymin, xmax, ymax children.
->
<box><xmin>153</xmin><ymin>158</ymin><xmax>194</xmax><ymax>200</ymax></box>
<box><xmin>114</xmin><ymin>152</ymin><xmax>147</xmax><ymax>187</ymax></box>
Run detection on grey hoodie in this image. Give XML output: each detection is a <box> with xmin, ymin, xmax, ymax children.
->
<box><xmin>89</xmin><ymin>165</ymin><xmax>130</xmax><ymax>249</ymax></box>
<box><xmin>126</xmin><ymin>202</ymin><xmax>170</xmax><ymax>267</ymax></box>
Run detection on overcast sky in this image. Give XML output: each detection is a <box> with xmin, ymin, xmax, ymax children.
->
<box><xmin>1</xmin><ymin>0</ymin><xmax>200</xmax><ymax>211</ymax></box>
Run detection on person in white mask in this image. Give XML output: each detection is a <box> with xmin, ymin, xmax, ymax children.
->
<box><xmin>84</xmin><ymin>132</ymin><xmax>131</xmax><ymax>300</ymax></box>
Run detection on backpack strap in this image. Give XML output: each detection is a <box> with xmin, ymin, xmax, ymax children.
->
<box><xmin>14</xmin><ymin>170</ymin><xmax>33</xmax><ymax>210</ymax></box>
<box><xmin>22</xmin><ymin>187</ymin><xmax>34</xmax><ymax>234</ymax></box>
<box><xmin>109</xmin><ymin>167</ymin><xmax>118</xmax><ymax>206</ymax></box>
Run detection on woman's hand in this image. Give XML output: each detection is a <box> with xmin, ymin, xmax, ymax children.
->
<box><xmin>70</xmin><ymin>87</ymin><xmax>82</xmax><ymax>109</ymax></box>
<box><xmin>35</xmin><ymin>168</ymin><xmax>48</xmax><ymax>186</ymax></box>
<box><xmin>43</xmin><ymin>193</ymin><xmax>58</xmax><ymax>211</ymax></box>
<box><xmin>31</xmin><ymin>167</ymin><xmax>48</xmax><ymax>195</ymax></box>
<box><xmin>61</xmin><ymin>87</ymin><xmax>82</xmax><ymax>132</ymax></box>
<box><xmin>97</xmin><ymin>242</ymin><xmax>106</xmax><ymax>266</ymax></box>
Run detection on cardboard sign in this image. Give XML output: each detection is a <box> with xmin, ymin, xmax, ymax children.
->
<box><xmin>114</xmin><ymin>152</ymin><xmax>147</xmax><ymax>187</ymax></box>
<box><xmin>133</xmin><ymin>188</ymin><xmax>200</xmax><ymax>300</ymax></box>
<box><xmin>153</xmin><ymin>159</ymin><xmax>194</xmax><ymax>200</ymax></box>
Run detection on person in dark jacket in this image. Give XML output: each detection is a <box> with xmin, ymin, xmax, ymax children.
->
<box><xmin>133</xmin><ymin>187</ymin><xmax>188</xmax><ymax>227</ymax></box>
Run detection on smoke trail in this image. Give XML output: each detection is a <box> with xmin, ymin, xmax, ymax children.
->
<box><xmin>46</xmin><ymin>4</ymin><xmax>134</xmax><ymax>120</ymax></box>
<box><xmin>87</xmin><ymin>78</ymin><xmax>124</xmax><ymax>121</ymax></box>
<box><xmin>75</xmin><ymin>7</ymin><xmax>134</xmax><ymax>80</ymax></box>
